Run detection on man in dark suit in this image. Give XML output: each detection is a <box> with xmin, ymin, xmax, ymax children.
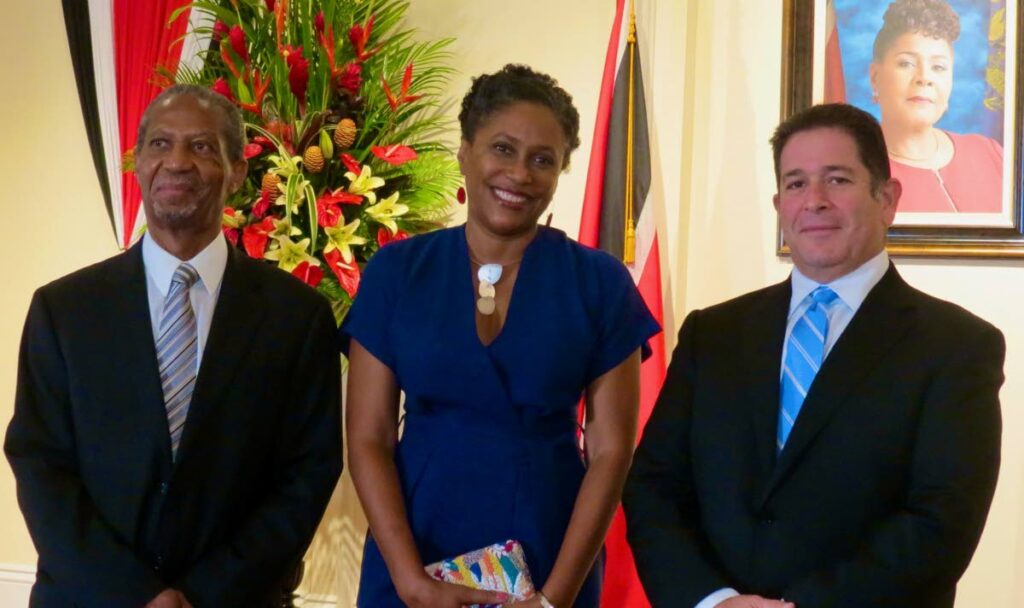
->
<box><xmin>5</xmin><ymin>84</ymin><xmax>342</xmax><ymax>607</ymax></box>
<box><xmin>623</xmin><ymin>103</ymin><xmax>1003</xmax><ymax>608</ymax></box>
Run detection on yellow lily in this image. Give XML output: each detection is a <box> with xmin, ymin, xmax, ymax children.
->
<box><xmin>264</xmin><ymin>236</ymin><xmax>319</xmax><ymax>272</ymax></box>
<box><xmin>323</xmin><ymin>218</ymin><xmax>368</xmax><ymax>264</ymax></box>
<box><xmin>270</xmin><ymin>217</ymin><xmax>302</xmax><ymax>239</ymax></box>
<box><xmin>365</xmin><ymin>191</ymin><xmax>409</xmax><ymax>235</ymax></box>
<box><xmin>345</xmin><ymin>165</ymin><xmax>386</xmax><ymax>204</ymax></box>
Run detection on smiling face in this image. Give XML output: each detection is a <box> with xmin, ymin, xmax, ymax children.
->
<box><xmin>458</xmin><ymin>101</ymin><xmax>567</xmax><ymax>239</ymax></box>
<box><xmin>870</xmin><ymin>31</ymin><xmax>954</xmax><ymax>131</ymax></box>
<box><xmin>135</xmin><ymin>94</ymin><xmax>246</xmax><ymax>239</ymax></box>
<box><xmin>774</xmin><ymin>127</ymin><xmax>900</xmax><ymax>283</ymax></box>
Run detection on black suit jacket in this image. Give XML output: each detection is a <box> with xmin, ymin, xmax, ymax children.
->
<box><xmin>5</xmin><ymin>241</ymin><xmax>342</xmax><ymax>607</ymax></box>
<box><xmin>623</xmin><ymin>265</ymin><xmax>1003</xmax><ymax>608</ymax></box>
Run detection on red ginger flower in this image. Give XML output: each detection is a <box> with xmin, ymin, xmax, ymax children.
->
<box><xmin>211</xmin><ymin>78</ymin><xmax>234</xmax><ymax>101</ymax></box>
<box><xmin>282</xmin><ymin>45</ymin><xmax>309</xmax><ymax>106</ymax></box>
<box><xmin>314</xmin><ymin>11</ymin><xmax>325</xmax><ymax>35</ymax></box>
<box><xmin>228</xmin><ymin>25</ymin><xmax>250</xmax><ymax>65</ymax></box>
<box><xmin>335</xmin><ymin>62</ymin><xmax>362</xmax><ymax>94</ymax></box>
<box><xmin>264</xmin><ymin>0</ymin><xmax>275</xmax><ymax>10</ymax></box>
<box><xmin>212</xmin><ymin>20</ymin><xmax>229</xmax><ymax>44</ymax></box>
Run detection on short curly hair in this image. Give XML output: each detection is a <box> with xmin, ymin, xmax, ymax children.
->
<box><xmin>872</xmin><ymin>0</ymin><xmax>960</xmax><ymax>62</ymax></box>
<box><xmin>458</xmin><ymin>64</ymin><xmax>581</xmax><ymax>169</ymax></box>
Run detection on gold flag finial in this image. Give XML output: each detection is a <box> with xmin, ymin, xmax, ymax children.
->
<box><xmin>623</xmin><ymin>0</ymin><xmax>638</xmax><ymax>265</ymax></box>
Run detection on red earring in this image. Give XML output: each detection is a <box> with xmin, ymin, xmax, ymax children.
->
<box><xmin>456</xmin><ymin>186</ymin><xmax>466</xmax><ymax>204</ymax></box>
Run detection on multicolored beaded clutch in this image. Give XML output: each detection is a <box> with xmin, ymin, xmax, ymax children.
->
<box><xmin>424</xmin><ymin>539</ymin><xmax>536</xmax><ymax>606</ymax></box>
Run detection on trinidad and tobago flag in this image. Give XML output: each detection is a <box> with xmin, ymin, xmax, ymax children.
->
<box><xmin>579</xmin><ymin>1</ymin><xmax>667</xmax><ymax>606</ymax></box>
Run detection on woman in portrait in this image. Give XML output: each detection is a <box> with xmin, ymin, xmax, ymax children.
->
<box><xmin>342</xmin><ymin>64</ymin><xmax>659</xmax><ymax>607</ymax></box>
<box><xmin>869</xmin><ymin>0</ymin><xmax>1003</xmax><ymax>213</ymax></box>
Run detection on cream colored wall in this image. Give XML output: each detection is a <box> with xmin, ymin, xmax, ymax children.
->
<box><xmin>0</xmin><ymin>0</ymin><xmax>121</xmax><ymax>568</ymax></box>
<box><xmin>2</xmin><ymin>1</ymin><xmax>1021</xmax><ymax>607</ymax></box>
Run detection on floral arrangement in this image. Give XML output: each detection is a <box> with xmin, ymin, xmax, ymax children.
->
<box><xmin>172</xmin><ymin>0</ymin><xmax>461</xmax><ymax>322</ymax></box>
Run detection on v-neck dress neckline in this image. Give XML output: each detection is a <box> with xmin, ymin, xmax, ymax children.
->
<box><xmin>459</xmin><ymin>224</ymin><xmax>542</xmax><ymax>350</ymax></box>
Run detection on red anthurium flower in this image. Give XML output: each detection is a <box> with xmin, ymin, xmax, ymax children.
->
<box><xmin>282</xmin><ymin>45</ymin><xmax>309</xmax><ymax>105</ymax></box>
<box><xmin>252</xmin><ymin>135</ymin><xmax>273</xmax><ymax>147</ymax></box>
<box><xmin>211</xmin><ymin>78</ymin><xmax>235</xmax><ymax>102</ymax></box>
<box><xmin>335</xmin><ymin>62</ymin><xmax>362</xmax><ymax>95</ymax></box>
<box><xmin>244</xmin><ymin>143</ymin><xmax>264</xmax><ymax>159</ymax></box>
<box><xmin>252</xmin><ymin>191</ymin><xmax>272</xmax><ymax>219</ymax></box>
<box><xmin>324</xmin><ymin>248</ymin><xmax>361</xmax><ymax>298</ymax></box>
<box><xmin>212</xmin><ymin>20</ymin><xmax>230</xmax><ymax>44</ymax></box>
<box><xmin>314</xmin><ymin>11</ymin><xmax>325</xmax><ymax>34</ymax></box>
<box><xmin>223</xmin><ymin>227</ymin><xmax>239</xmax><ymax>246</ymax></box>
<box><xmin>317</xmin><ymin>188</ymin><xmax>363</xmax><ymax>227</ymax></box>
<box><xmin>291</xmin><ymin>261</ymin><xmax>324</xmax><ymax>287</ymax></box>
<box><xmin>242</xmin><ymin>217</ymin><xmax>276</xmax><ymax>259</ymax></box>
<box><xmin>377</xmin><ymin>227</ymin><xmax>409</xmax><ymax>247</ymax></box>
<box><xmin>339</xmin><ymin>152</ymin><xmax>361</xmax><ymax>175</ymax></box>
<box><xmin>371</xmin><ymin>144</ymin><xmax>418</xmax><ymax>166</ymax></box>
<box><xmin>348</xmin><ymin>15</ymin><xmax>379</xmax><ymax>62</ymax></box>
<box><xmin>382</xmin><ymin>63</ymin><xmax>423</xmax><ymax>112</ymax></box>
<box><xmin>228</xmin><ymin>25</ymin><xmax>250</xmax><ymax>65</ymax></box>
<box><xmin>264</xmin><ymin>0</ymin><xmax>275</xmax><ymax>11</ymax></box>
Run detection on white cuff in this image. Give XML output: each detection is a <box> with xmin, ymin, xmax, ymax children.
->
<box><xmin>695</xmin><ymin>587</ymin><xmax>740</xmax><ymax>608</ymax></box>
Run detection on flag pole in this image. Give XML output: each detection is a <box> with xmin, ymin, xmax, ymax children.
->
<box><xmin>623</xmin><ymin>0</ymin><xmax>637</xmax><ymax>264</ymax></box>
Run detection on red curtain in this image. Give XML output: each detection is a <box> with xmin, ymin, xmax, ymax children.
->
<box><xmin>114</xmin><ymin>0</ymin><xmax>192</xmax><ymax>247</ymax></box>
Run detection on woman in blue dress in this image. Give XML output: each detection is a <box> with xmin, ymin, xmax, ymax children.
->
<box><xmin>343</xmin><ymin>64</ymin><xmax>660</xmax><ymax>608</ymax></box>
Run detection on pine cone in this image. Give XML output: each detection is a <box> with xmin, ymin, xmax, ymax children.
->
<box><xmin>334</xmin><ymin>118</ymin><xmax>357</xmax><ymax>149</ymax></box>
<box><xmin>304</xmin><ymin>146</ymin><xmax>325</xmax><ymax>173</ymax></box>
<box><xmin>261</xmin><ymin>172</ymin><xmax>282</xmax><ymax>200</ymax></box>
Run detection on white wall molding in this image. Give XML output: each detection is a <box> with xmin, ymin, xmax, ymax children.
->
<box><xmin>0</xmin><ymin>563</ymin><xmax>33</xmax><ymax>608</ymax></box>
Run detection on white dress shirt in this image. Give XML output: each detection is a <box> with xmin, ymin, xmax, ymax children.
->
<box><xmin>694</xmin><ymin>250</ymin><xmax>890</xmax><ymax>608</ymax></box>
<box><xmin>142</xmin><ymin>233</ymin><xmax>228</xmax><ymax>370</ymax></box>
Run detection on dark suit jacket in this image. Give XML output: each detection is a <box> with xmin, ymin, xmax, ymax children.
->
<box><xmin>5</xmin><ymin>241</ymin><xmax>342</xmax><ymax>607</ymax></box>
<box><xmin>623</xmin><ymin>265</ymin><xmax>1003</xmax><ymax>608</ymax></box>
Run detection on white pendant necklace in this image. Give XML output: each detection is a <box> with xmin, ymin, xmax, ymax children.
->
<box><xmin>476</xmin><ymin>263</ymin><xmax>502</xmax><ymax>315</ymax></box>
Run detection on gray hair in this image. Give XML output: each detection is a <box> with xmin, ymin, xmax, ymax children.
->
<box><xmin>135</xmin><ymin>83</ymin><xmax>246</xmax><ymax>162</ymax></box>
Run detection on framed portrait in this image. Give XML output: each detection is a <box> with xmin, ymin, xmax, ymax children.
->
<box><xmin>781</xmin><ymin>0</ymin><xmax>1024</xmax><ymax>257</ymax></box>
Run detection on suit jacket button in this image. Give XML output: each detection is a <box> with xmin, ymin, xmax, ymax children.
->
<box><xmin>159</xmin><ymin>482</ymin><xmax>169</xmax><ymax>495</ymax></box>
<box><xmin>762</xmin><ymin>517</ymin><xmax>775</xmax><ymax>525</ymax></box>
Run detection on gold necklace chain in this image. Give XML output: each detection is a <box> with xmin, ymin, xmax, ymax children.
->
<box><xmin>889</xmin><ymin>130</ymin><xmax>940</xmax><ymax>163</ymax></box>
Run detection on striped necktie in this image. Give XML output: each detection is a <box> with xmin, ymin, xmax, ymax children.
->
<box><xmin>157</xmin><ymin>263</ymin><xmax>200</xmax><ymax>461</ymax></box>
<box><xmin>778</xmin><ymin>286</ymin><xmax>838</xmax><ymax>452</ymax></box>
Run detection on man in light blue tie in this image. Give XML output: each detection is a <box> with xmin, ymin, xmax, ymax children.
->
<box><xmin>6</xmin><ymin>85</ymin><xmax>342</xmax><ymax>608</ymax></box>
<box><xmin>624</xmin><ymin>103</ymin><xmax>1004</xmax><ymax>608</ymax></box>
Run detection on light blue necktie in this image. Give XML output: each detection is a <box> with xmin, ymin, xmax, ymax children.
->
<box><xmin>157</xmin><ymin>264</ymin><xmax>200</xmax><ymax>461</ymax></box>
<box><xmin>778</xmin><ymin>286</ymin><xmax>838</xmax><ymax>452</ymax></box>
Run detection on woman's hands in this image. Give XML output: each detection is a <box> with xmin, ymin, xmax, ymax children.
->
<box><xmin>397</xmin><ymin>572</ymin><xmax>511</xmax><ymax>608</ymax></box>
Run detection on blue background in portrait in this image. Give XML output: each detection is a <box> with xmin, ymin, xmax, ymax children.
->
<box><xmin>834</xmin><ymin>0</ymin><xmax>1005</xmax><ymax>143</ymax></box>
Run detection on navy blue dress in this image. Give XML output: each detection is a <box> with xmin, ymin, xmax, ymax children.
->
<box><xmin>341</xmin><ymin>225</ymin><xmax>660</xmax><ymax>607</ymax></box>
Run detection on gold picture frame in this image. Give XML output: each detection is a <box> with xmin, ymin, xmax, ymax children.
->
<box><xmin>780</xmin><ymin>0</ymin><xmax>1024</xmax><ymax>258</ymax></box>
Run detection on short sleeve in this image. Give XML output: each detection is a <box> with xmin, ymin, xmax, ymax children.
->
<box><xmin>338</xmin><ymin>243</ymin><xmax>403</xmax><ymax>370</ymax></box>
<box><xmin>585</xmin><ymin>255</ymin><xmax>661</xmax><ymax>384</ymax></box>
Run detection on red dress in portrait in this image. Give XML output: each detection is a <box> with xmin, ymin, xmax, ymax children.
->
<box><xmin>891</xmin><ymin>131</ymin><xmax>1003</xmax><ymax>213</ymax></box>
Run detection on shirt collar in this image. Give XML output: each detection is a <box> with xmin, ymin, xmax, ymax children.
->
<box><xmin>142</xmin><ymin>232</ymin><xmax>229</xmax><ymax>297</ymax></box>
<box><xmin>789</xmin><ymin>249</ymin><xmax>890</xmax><ymax>316</ymax></box>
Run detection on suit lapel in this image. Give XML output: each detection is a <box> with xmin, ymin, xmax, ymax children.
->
<box><xmin>742</xmin><ymin>280</ymin><xmax>791</xmax><ymax>483</ymax></box>
<box><xmin>175</xmin><ymin>247</ymin><xmax>266</xmax><ymax>462</ymax></box>
<box><xmin>106</xmin><ymin>243</ymin><xmax>175</xmax><ymax>465</ymax></box>
<box><xmin>757</xmin><ymin>265</ymin><xmax>916</xmax><ymax>507</ymax></box>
